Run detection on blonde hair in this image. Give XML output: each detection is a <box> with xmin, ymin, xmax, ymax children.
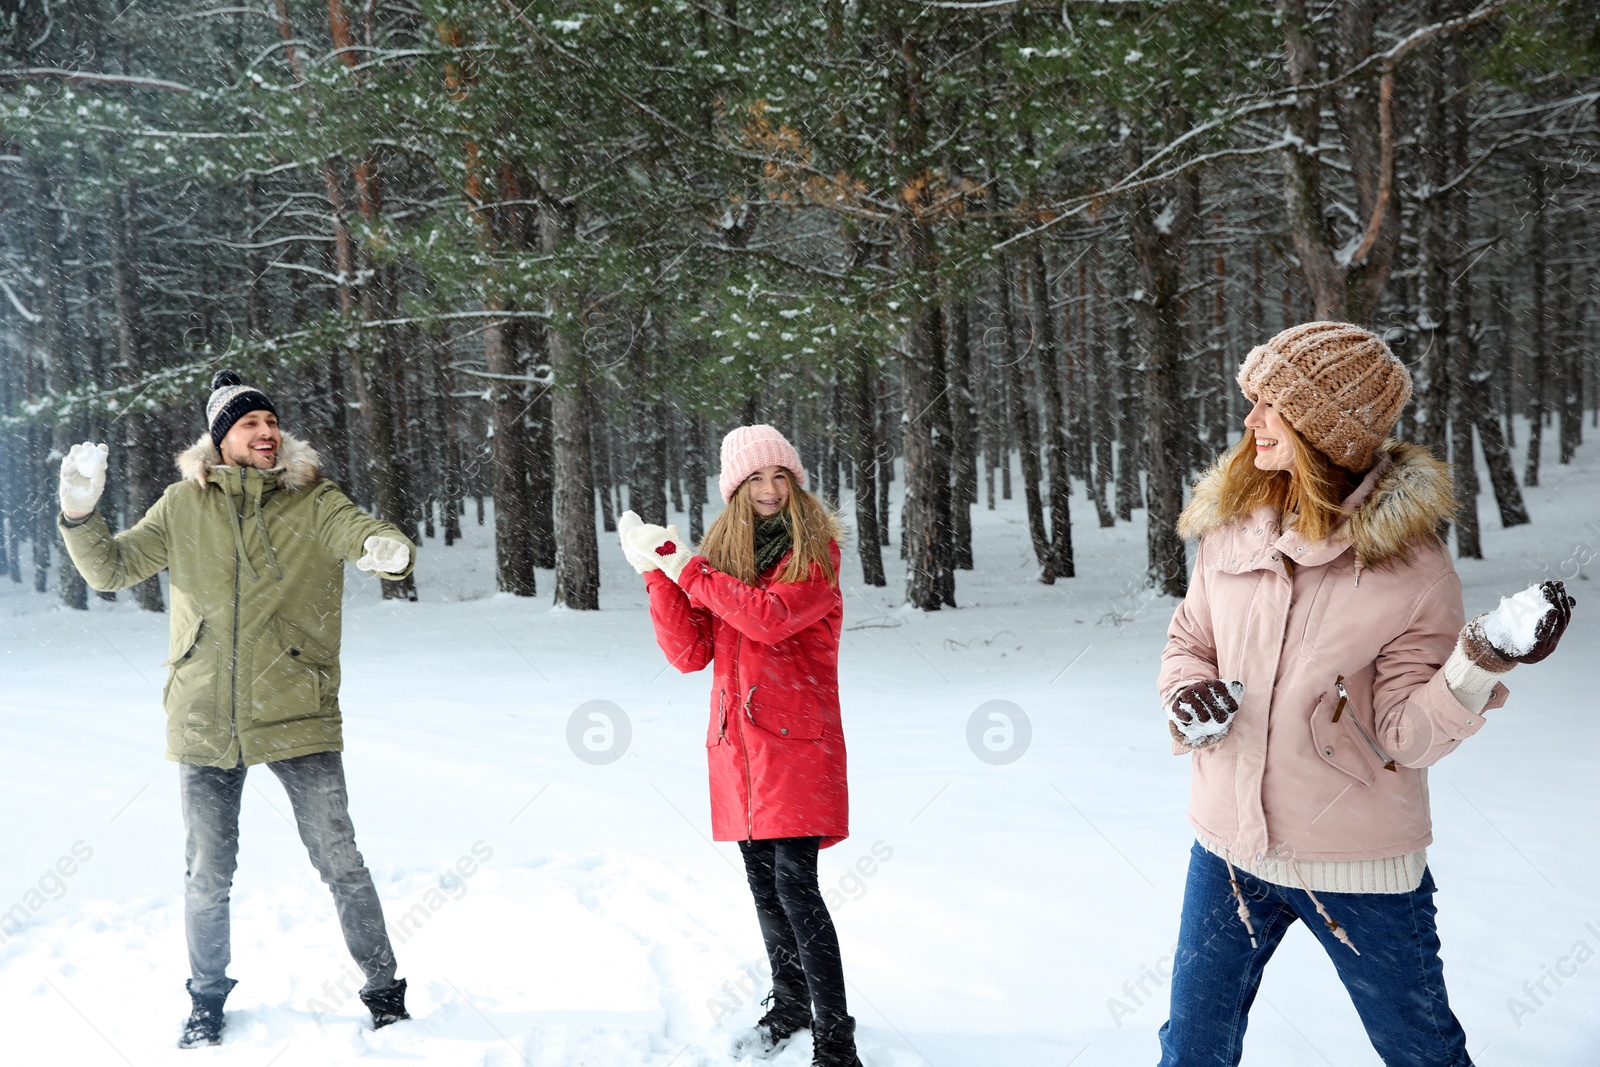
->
<box><xmin>1213</xmin><ymin>419</ymin><xmax>1359</xmax><ymax>544</ymax></box>
<box><xmin>699</xmin><ymin>468</ymin><xmax>843</xmax><ymax>585</ymax></box>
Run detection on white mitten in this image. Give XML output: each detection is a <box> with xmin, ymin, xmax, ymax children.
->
<box><xmin>59</xmin><ymin>441</ymin><xmax>109</xmax><ymax>519</ymax></box>
<box><xmin>356</xmin><ymin>535</ymin><xmax>410</xmax><ymax>575</ymax></box>
<box><xmin>617</xmin><ymin>510</ymin><xmax>659</xmax><ymax>575</ymax></box>
<box><xmin>624</xmin><ymin>521</ymin><xmax>693</xmax><ymax>582</ymax></box>
<box><xmin>654</xmin><ymin>524</ymin><xmax>693</xmax><ymax>582</ymax></box>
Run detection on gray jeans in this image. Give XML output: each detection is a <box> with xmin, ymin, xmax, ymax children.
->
<box><xmin>181</xmin><ymin>751</ymin><xmax>399</xmax><ymax>998</ymax></box>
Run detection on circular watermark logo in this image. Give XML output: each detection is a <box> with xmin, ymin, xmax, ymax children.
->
<box><xmin>966</xmin><ymin>700</ymin><xmax>1031</xmax><ymax>765</ymax></box>
<box><xmin>567</xmin><ymin>700</ymin><xmax>631</xmax><ymax>765</ymax></box>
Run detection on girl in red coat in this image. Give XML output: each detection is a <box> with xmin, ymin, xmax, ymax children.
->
<box><xmin>618</xmin><ymin>424</ymin><xmax>861</xmax><ymax>1067</ymax></box>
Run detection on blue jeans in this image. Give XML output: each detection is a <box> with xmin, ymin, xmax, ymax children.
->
<box><xmin>181</xmin><ymin>751</ymin><xmax>399</xmax><ymax>998</ymax></box>
<box><xmin>1158</xmin><ymin>841</ymin><xmax>1471</xmax><ymax>1067</ymax></box>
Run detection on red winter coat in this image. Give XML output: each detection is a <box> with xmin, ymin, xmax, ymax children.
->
<box><xmin>645</xmin><ymin>542</ymin><xmax>849</xmax><ymax>847</ymax></box>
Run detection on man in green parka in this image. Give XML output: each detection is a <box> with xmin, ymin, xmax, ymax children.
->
<box><xmin>58</xmin><ymin>371</ymin><xmax>416</xmax><ymax>1048</ymax></box>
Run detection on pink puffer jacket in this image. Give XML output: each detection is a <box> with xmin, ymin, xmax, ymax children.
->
<box><xmin>1159</xmin><ymin>442</ymin><xmax>1508</xmax><ymax>865</ymax></box>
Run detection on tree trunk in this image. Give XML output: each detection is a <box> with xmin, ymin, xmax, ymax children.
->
<box><xmin>355</xmin><ymin>262</ymin><xmax>416</xmax><ymax>602</ymax></box>
<box><xmin>1472</xmin><ymin>409</ymin><xmax>1523</xmax><ymax>531</ymax></box>
<box><xmin>1089</xmin><ymin>252</ymin><xmax>1117</xmax><ymax>528</ymax></box>
<box><xmin>543</xmin><ymin>207</ymin><xmax>600</xmax><ymax>610</ymax></box>
<box><xmin>887</xmin><ymin>17</ymin><xmax>954</xmax><ymax>609</ymax></box>
<box><xmin>1000</xmin><ymin>255</ymin><xmax>1050</xmax><ymax>572</ymax></box>
<box><xmin>1558</xmin><ymin>251</ymin><xmax>1583</xmax><ymax>464</ymax></box>
<box><xmin>875</xmin><ymin>371</ymin><xmax>892</xmax><ymax>547</ymax></box>
<box><xmin>1128</xmin><ymin>141</ymin><xmax>1198</xmax><ymax>598</ymax></box>
<box><xmin>529</xmin><ymin>366</ymin><xmax>556</xmax><ymax>569</ymax></box>
<box><xmin>1524</xmin><ymin>164</ymin><xmax>1547</xmax><ymax>489</ymax></box>
<box><xmin>899</xmin><ymin>260</ymin><xmax>955</xmax><ymax>609</ymax></box>
<box><xmin>1449</xmin><ymin>34</ymin><xmax>1495</xmax><ymax>556</ymax></box>
<box><xmin>30</xmin><ymin>169</ymin><xmax>86</xmax><ymax>609</ymax></box>
<box><xmin>685</xmin><ymin>407</ymin><xmax>707</xmax><ymax>545</ymax></box>
<box><xmin>107</xmin><ymin>181</ymin><xmax>163</xmax><ymax>610</ymax></box>
<box><xmin>626</xmin><ymin>326</ymin><xmax>667</xmax><ymax>525</ymax></box>
<box><xmin>1114</xmin><ymin>255</ymin><xmax>1144</xmax><ymax>523</ymax></box>
<box><xmin>433</xmin><ymin>344</ymin><xmax>464</xmax><ymax>547</ymax></box>
<box><xmin>484</xmin><ymin>315</ymin><xmax>537</xmax><ymax>594</ymax></box>
<box><xmin>1029</xmin><ymin>244</ymin><xmax>1073</xmax><ymax>580</ymax></box>
<box><xmin>852</xmin><ymin>351</ymin><xmax>886</xmax><ymax>587</ymax></box>
<box><xmin>947</xmin><ymin>288</ymin><xmax>977</xmax><ymax>570</ymax></box>
<box><xmin>1276</xmin><ymin>0</ymin><xmax>1397</xmax><ymax>324</ymax></box>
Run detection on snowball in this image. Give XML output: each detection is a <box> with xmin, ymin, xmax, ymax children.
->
<box><xmin>1176</xmin><ymin>701</ymin><xmax>1230</xmax><ymax>740</ymax></box>
<box><xmin>1174</xmin><ymin>681</ymin><xmax>1245</xmax><ymax>740</ymax></box>
<box><xmin>1481</xmin><ymin>586</ymin><xmax>1553</xmax><ymax>656</ymax></box>
<box><xmin>75</xmin><ymin>444</ymin><xmax>108</xmax><ymax>480</ymax></box>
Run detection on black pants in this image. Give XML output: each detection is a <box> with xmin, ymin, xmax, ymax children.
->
<box><xmin>739</xmin><ymin>836</ymin><xmax>848</xmax><ymax>1021</ymax></box>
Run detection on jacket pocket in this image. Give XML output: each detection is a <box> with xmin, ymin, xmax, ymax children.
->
<box><xmin>163</xmin><ymin>612</ymin><xmax>204</xmax><ymax>668</ymax></box>
<box><xmin>1308</xmin><ymin>676</ymin><xmax>1395</xmax><ymax>785</ymax></box>
<box><xmin>250</xmin><ymin>615</ymin><xmax>329</xmax><ymax>724</ymax></box>
<box><xmin>163</xmin><ymin>611</ymin><xmax>217</xmax><ymax>729</ymax></box>
<box><xmin>745</xmin><ymin>685</ymin><xmax>827</xmax><ymax>741</ymax></box>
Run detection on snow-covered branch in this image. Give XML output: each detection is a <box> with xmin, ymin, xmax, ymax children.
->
<box><xmin>0</xmin><ymin>68</ymin><xmax>194</xmax><ymax>93</ymax></box>
<box><xmin>0</xmin><ymin>276</ymin><xmax>40</xmax><ymax>324</ymax></box>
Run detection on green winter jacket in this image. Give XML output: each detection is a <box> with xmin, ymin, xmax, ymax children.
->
<box><xmin>58</xmin><ymin>432</ymin><xmax>415</xmax><ymax>768</ymax></box>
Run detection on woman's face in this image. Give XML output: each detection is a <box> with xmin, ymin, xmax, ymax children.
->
<box><xmin>1243</xmin><ymin>397</ymin><xmax>1295</xmax><ymax>472</ymax></box>
<box><xmin>746</xmin><ymin>465</ymin><xmax>791</xmax><ymax>518</ymax></box>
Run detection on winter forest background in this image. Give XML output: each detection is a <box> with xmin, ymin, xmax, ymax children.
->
<box><xmin>6</xmin><ymin>3</ymin><xmax>1600</xmax><ymax>1066</ymax></box>
<box><xmin>1</xmin><ymin>0</ymin><xmax>1597</xmax><ymax>611</ymax></box>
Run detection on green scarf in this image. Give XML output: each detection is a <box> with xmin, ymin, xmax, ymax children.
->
<box><xmin>753</xmin><ymin>513</ymin><xmax>794</xmax><ymax>576</ymax></box>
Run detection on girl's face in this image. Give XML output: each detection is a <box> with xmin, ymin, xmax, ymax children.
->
<box><xmin>746</xmin><ymin>465</ymin><xmax>791</xmax><ymax>518</ymax></box>
<box><xmin>1243</xmin><ymin>397</ymin><xmax>1295</xmax><ymax>472</ymax></box>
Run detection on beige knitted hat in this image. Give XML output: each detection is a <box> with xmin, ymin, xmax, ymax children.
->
<box><xmin>718</xmin><ymin>424</ymin><xmax>807</xmax><ymax>503</ymax></box>
<box><xmin>1237</xmin><ymin>321</ymin><xmax>1412</xmax><ymax>471</ymax></box>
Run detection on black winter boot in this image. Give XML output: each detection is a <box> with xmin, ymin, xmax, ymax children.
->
<box><xmin>729</xmin><ymin>990</ymin><xmax>812</xmax><ymax>1059</ymax></box>
<box><xmin>359</xmin><ymin>978</ymin><xmax>410</xmax><ymax>1029</ymax></box>
<box><xmin>178</xmin><ymin>979</ymin><xmax>235</xmax><ymax>1049</ymax></box>
<box><xmin>811</xmin><ymin>1013</ymin><xmax>864</xmax><ymax>1067</ymax></box>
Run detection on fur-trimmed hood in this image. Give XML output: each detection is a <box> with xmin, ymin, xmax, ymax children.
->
<box><xmin>176</xmin><ymin>432</ymin><xmax>322</xmax><ymax>492</ymax></box>
<box><xmin>1178</xmin><ymin>440</ymin><xmax>1456</xmax><ymax>569</ymax></box>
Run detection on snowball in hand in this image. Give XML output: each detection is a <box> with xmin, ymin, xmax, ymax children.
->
<box><xmin>1175</xmin><ymin>703</ymin><xmax>1231</xmax><ymax>741</ymax></box>
<box><xmin>1172</xmin><ymin>680</ymin><xmax>1244</xmax><ymax>742</ymax></box>
<box><xmin>1481</xmin><ymin>585</ymin><xmax>1554</xmax><ymax>657</ymax></box>
<box><xmin>75</xmin><ymin>442</ymin><xmax>108</xmax><ymax>479</ymax></box>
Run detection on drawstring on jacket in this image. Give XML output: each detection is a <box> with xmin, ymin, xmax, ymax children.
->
<box><xmin>1223</xmin><ymin>856</ymin><xmax>1258</xmax><ymax>949</ymax></box>
<box><xmin>222</xmin><ymin>471</ymin><xmax>284</xmax><ymax>584</ymax></box>
<box><xmin>1222</xmin><ymin>855</ymin><xmax>1361</xmax><ymax>956</ymax></box>
<box><xmin>1289</xmin><ymin>861</ymin><xmax>1360</xmax><ymax>955</ymax></box>
<box><xmin>254</xmin><ymin>501</ymin><xmax>284</xmax><ymax>582</ymax></box>
<box><xmin>225</xmin><ymin>499</ymin><xmax>259</xmax><ymax>584</ymax></box>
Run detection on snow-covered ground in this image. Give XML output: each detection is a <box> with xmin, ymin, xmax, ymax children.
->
<box><xmin>3</xmin><ymin>428</ymin><xmax>1598</xmax><ymax>1066</ymax></box>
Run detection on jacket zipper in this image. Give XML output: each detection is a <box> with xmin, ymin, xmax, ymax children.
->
<box><xmin>733</xmin><ymin>632</ymin><xmax>755</xmax><ymax>841</ymax></box>
<box><xmin>1332</xmin><ymin>675</ymin><xmax>1396</xmax><ymax>772</ymax></box>
<box><xmin>229</xmin><ymin>484</ymin><xmax>242</xmax><ymax>755</ymax></box>
<box><xmin>717</xmin><ymin>689</ymin><xmax>726</xmax><ymax>740</ymax></box>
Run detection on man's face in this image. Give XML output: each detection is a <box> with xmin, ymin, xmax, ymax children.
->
<box><xmin>219</xmin><ymin>410</ymin><xmax>282</xmax><ymax>469</ymax></box>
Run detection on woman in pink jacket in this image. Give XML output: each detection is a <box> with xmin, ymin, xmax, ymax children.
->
<box><xmin>618</xmin><ymin>425</ymin><xmax>862</xmax><ymax>1067</ymax></box>
<box><xmin>1157</xmin><ymin>322</ymin><xmax>1574</xmax><ymax>1066</ymax></box>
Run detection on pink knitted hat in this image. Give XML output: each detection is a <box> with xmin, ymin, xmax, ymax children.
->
<box><xmin>718</xmin><ymin>425</ymin><xmax>807</xmax><ymax>503</ymax></box>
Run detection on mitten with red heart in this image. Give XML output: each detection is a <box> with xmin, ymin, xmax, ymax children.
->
<box><xmin>617</xmin><ymin>511</ymin><xmax>660</xmax><ymax>575</ymax></box>
<box><xmin>620</xmin><ymin>517</ymin><xmax>693</xmax><ymax>582</ymax></box>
